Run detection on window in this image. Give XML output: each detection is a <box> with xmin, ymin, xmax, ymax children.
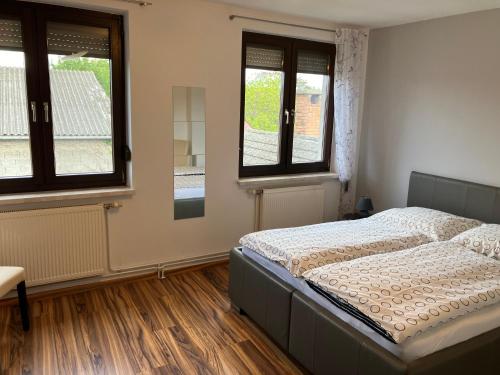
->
<box><xmin>239</xmin><ymin>32</ymin><xmax>335</xmax><ymax>177</ymax></box>
<box><xmin>0</xmin><ymin>1</ymin><xmax>126</xmax><ymax>193</ymax></box>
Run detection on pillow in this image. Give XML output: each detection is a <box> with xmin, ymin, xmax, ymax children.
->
<box><xmin>450</xmin><ymin>224</ymin><xmax>500</xmax><ymax>260</ymax></box>
<box><xmin>370</xmin><ymin>207</ymin><xmax>482</xmax><ymax>241</ymax></box>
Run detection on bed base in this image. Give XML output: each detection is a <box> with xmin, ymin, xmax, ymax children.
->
<box><xmin>229</xmin><ymin>248</ymin><xmax>500</xmax><ymax>374</ymax></box>
<box><xmin>229</xmin><ymin>246</ymin><xmax>292</xmax><ymax>350</ymax></box>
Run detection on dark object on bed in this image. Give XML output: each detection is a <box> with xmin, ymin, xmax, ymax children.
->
<box><xmin>229</xmin><ymin>171</ymin><xmax>500</xmax><ymax>374</ymax></box>
<box><xmin>307</xmin><ymin>282</ymin><xmax>396</xmax><ymax>343</ymax></box>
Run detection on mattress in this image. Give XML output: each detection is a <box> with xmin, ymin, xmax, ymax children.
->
<box><xmin>240</xmin><ymin>217</ymin><xmax>432</xmax><ymax>277</ymax></box>
<box><xmin>242</xmin><ymin>246</ymin><xmax>500</xmax><ymax>361</ymax></box>
<box><xmin>242</xmin><ymin>246</ymin><xmax>306</xmax><ymax>290</ymax></box>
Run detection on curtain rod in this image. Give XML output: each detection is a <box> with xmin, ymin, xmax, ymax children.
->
<box><xmin>229</xmin><ymin>14</ymin><xmax>336</xmax><ymax>33</ymax></box>
<box><xmin>117</xmin><ymin>0</ymin><xmax>152</xmax><ymax>6</ymax></box>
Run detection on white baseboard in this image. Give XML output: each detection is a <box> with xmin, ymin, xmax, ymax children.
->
<box><xmin>2</xmin><ymin>250</ymin><xmax>229</xmax><ymax>299</ymax></box>
<box><xmin>158</xmin><ymin>250</ymin><xmax>229</xmax><ymax>275</ymax></box>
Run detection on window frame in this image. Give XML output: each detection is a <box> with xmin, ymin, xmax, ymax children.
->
<box><xmin>239</xmin><ymin>32</ymin><xmax>336</xmax><ymax>178</ymax></box>
<box><xmin>0</xmin><ymin>1</ymin><xmax>127</xmax><ymax>194</ymax></box>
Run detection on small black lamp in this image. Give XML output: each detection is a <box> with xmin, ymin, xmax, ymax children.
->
<box><xmin>356</xmin><ymin>196</ymin><xmax>374</xmax><ymax>217</ymax></box>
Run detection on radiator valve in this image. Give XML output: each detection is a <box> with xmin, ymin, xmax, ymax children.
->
<box><xmin>104</xmin><ymin>201</ymin><xmax>123</xmax><ymax>210</ymax></box>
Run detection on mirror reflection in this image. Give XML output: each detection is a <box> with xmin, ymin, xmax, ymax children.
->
<box><xmin>173</xmin><ymin>87</ymin><xmax>206</xmax><ymax>220</ymax></box>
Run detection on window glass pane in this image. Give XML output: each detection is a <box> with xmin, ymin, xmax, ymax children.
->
<box><xmin>292</xmin><ymin>50</ymin><xmax>330</xmax><ymax>164</ymax></box>
<box><xmin>243</xmin><ymin>68</ymin><xmax>284</xmax><ymax>166</ymax></box>
<box><xmin>0</xmin><ymin>18</ymin><xmax>33</xmax><ymax>178</ymax></box>
<box><xmin>47</xmin><ymin>22</ymin><xmax>114</xmax><ymax>175</ymax></box>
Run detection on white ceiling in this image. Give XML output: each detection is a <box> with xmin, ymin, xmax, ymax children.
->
<box><xmin>209</xmin><ymin>0</ymin><xmax>500</xmax><ymax>28</ymax></box>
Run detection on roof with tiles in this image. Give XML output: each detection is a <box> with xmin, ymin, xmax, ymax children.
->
<box><xmin>243</xmin><ymin>127</ymin><xmax>321</xmax><ymax>165</ymax></box>
<box><xmin>0</xmin><ymin>67</ymin><xmax>111</xmax><ymax>138</ymax></box>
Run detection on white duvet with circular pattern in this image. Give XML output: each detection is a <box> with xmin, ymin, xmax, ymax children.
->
<box><xmin>303</xmin><ymin>242</ymin><xmax>500</xmax><ymax>343</ymax></box>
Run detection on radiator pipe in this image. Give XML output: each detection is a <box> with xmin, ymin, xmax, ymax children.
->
<box><xmin>102</xmin><ymin>201</ymin><xmax>136</xmax><ymax>273</ymax></box>
<box><xmin>249</xmin><ymin>189</ymin><xmax>264</xmax><ymax>231</ymax></box>
<box><xmin>102</xmin><ymin>202</ymin><xmax>217</xmax><ymax>277</ymax></box>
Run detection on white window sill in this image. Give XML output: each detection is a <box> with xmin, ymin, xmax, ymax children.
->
<box><xmin>0</xmin><ymin>187</ymin><xmax>135</xmax><ymax>206</ymax></box>
<box><xmin>237</xmin><ymin>172</ymin><xmax>338</xmax><ymax>190</ymax></box>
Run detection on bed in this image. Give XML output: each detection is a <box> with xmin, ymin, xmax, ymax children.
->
<box><xmin>229</xmin><ymin>171</ymin><xmax>500</xmax><ymax>374</ymax></box>
<box><xmin>240</xmin><ymin>205</ymin><xmax>480</xmax><ymax>278</ymax></box>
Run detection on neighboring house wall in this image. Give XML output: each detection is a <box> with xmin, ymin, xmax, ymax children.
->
<box><xmin>357</xmin><ymin>9</ymin><xmax>500</xmax><ymax>210</ymax></box>
<box><xmin>0</xmin><ymin>140</ymin><xmax>113</xmax><ymax>177</ymax></box>
<box><xmin>294</xmin><ymin>94</ymin><xmax>321</xmax><ymax>137</ymax></box>
<box><xmin>55</xmin><ymin>140</ymin><xmax>113</xmax><ymax>174</ymax></box>
<box><xmin>0</xmin><ymin>140</ymin><xmax>32</xmax><ymax>177</ymax></box>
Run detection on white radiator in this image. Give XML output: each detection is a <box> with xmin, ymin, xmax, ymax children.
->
<box><xmin>260</xmin><ymin>186</ymin><xmax>325</xmax><ymax>230</ymax></box>
<box><xmin>0</xmin><ymin>204</ymin><xmax>107</xmax><ymax>286</ymax></box>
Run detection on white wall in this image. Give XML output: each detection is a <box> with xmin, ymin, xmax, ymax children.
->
<box><xmin>357</xmin><ymin>9</ymin><xmax>500</xmax><ymax>211</ymax></box>
<box><xmin>30</xmin><ymin>0</ymin><xmax>341</xmax><ymax>270</ymax></box>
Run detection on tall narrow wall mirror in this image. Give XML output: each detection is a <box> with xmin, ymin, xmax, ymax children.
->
<box><xmin>173</xmin><ymin>87</ymin><xmax>206</xmax><ymax>220</ymax></box>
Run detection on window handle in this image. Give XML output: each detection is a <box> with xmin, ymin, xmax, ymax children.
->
<box><xmin>284</xmin><ymin>109</ymin><xmax>290</xmax><ymax>125</ymax></box>
<box><xmin>30</xmin><ymin>101</ymin><xmax>37</xmax><ymax>123</ymax></box>
<box><xmin>43</xmin><ymin>102</ymin><xmax>49</xmax><ymax>123</ymax></box>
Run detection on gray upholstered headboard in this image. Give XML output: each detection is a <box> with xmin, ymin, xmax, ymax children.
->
<box><xmin>407</xmin><ymin>171</ymin><xmax>500</xmax><ymax>224</ymax></box>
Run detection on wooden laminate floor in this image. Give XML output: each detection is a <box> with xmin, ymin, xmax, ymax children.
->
<box><xmin>0</xmin><ymin>263</ymin><xmax>305</xmax><ymax>375</ymax></box>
